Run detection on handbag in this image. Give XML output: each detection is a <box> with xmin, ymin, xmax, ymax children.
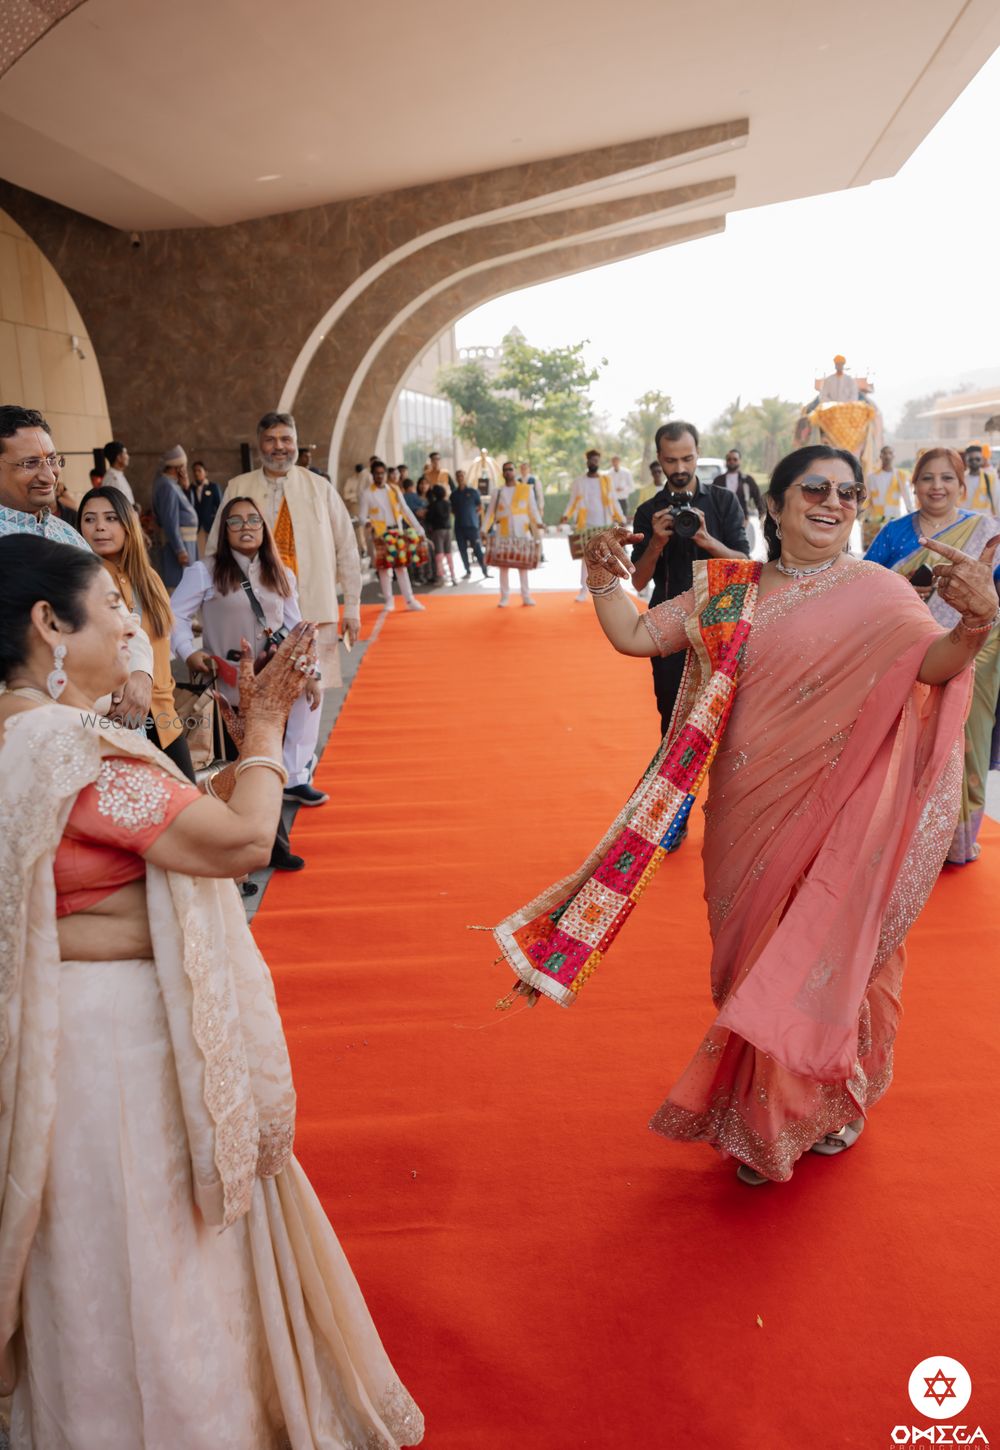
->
<box><xmin>374</xmin><ymin>527</ymin><xmax>429</xmax><ymax>569</ymax></box>
<box><xmin>484</xmin><ymin>534</ymin><xmax>541</xmax><ymax>570</ymax></box>
<box><xmin>173</xmin><ymin>675</ymin><xmax>226</xmax><ymax>771</ymax></box>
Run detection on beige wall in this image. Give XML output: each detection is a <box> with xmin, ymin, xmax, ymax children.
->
<box><xmin>0</xmin><ymin>205</ymin><xmax>110</xmax><ymax>499</ymax></box>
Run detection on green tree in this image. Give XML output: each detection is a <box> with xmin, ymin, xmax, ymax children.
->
<box><xmin>496</xmin><ymin>330</ymin><xmax>603</xmax><ymax>468</ymax></box>
<box><xmin>748</xmin><ymin>396</ymin><xmax>801</xmax><ymax>473</ymax></box>
<box><xmin>435</xmin><ymin>359</ymin><xmax>522</xmax><ymax>456</ymax></box>
<box><xmin>619</xmin><ymin>389</ymin><xmax>675</xmax><ymax>471</ymax></box>
<box><xmin>702</xmin><ymin>396</ymin><xmax>756</xmax><ymax>461</ymax></box>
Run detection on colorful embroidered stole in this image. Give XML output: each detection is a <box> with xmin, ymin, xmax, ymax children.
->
<box><xmin>494</xmin><ymin>558</ymin><xmax>761</xmax><ymax>1006</ymax></box>
<box><xmin>273</xmin><ymin>497</ymin><xmax>298</xmax><ymax>574</ymax></box>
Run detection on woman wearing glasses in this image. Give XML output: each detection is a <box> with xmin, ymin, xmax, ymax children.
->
<box><xmin>864</xmin><ymin>447</ymin><xmax>1000</xmax><ymax>865</ymax></box>
<box><xmin>509</xmin><ymin>446</ymin><xmax>996</xmax><ymax>1186</ymax></box>
<box><xmin>171</xmin><ymin>496</ymin><xmax>323</xmax><ymax>870</ymax></box>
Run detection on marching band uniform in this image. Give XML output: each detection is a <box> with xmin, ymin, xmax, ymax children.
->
<box><xmin>483</xmin><ymin>481</ymin><xmax>542</xmax><ymax>607</ymax></box>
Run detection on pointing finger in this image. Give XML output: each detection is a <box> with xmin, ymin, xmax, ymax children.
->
<box><xmin>917</xmin><ymin>535</ymin><xmax>970</xmax><ymax>565</ymax></box>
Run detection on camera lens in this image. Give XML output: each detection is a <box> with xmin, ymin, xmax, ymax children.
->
<box><xmin>673</xmin><ymin>506</ymin><xmax>700</xmax><ymax>540</ymax></box>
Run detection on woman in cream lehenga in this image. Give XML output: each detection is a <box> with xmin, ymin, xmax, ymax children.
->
<box><xmin>516</xmin><ymin>445</ymin><xmax>998</xmax><ymax>1186</ymax></box>
<box><xmin>0</xmin><ymin>534</ymin><xmax>423</xmax><ymax>1448</ymax></box>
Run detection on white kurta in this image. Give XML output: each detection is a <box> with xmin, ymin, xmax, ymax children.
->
<box><xmin>484</xmin><ymin>483</ymin><xmax>542</xmax><ymax>538</ymax></box>
<box><xmin>566</xmin><ymin>474</ymin><xmax>625</xmax><ymax>528</ymax></box>
<box><xmin>818</xmin><ymin>372</ymin><xmax>860</xmax><ymax>403</ymax></box>
<box><xmin>608</xmin><ymin>465</ymin><xmax>635</xmax><ymax>502</ymax></box>
<box><xmin>966</xmin><ymin>469</ymin><xmax>999</xmax><ymax>515</ymax></box>
<box><xmin>102</xmin><ymin>466</ymin><xmax>136</xmax><ymax>505</ymax></box>
<box><xmin>358</xmin><ymin>483</ymin><xmax>423</xmax><ymax>535</ymax></box>
<box><xmin>865</xmin><ymin>468</ymin><xmax>914</xmax><ymax>519</ymax></box>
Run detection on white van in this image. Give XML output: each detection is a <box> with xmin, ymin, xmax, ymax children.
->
<box><xmin>696</xmin><ymin>457</ymin><xmax>725</xmax><ymax>486</ymax></box>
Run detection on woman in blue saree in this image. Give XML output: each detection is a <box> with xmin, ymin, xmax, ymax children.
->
<box><xmin>865</xmin><ymin>446</ymin><xmax>1000</xmax><ymax>862</ymax></box>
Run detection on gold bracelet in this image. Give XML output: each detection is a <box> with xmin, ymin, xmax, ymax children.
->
<box><xmin>234</xmin><ymin>755</ymin><xmax>289</xmax><ymax>786</ymax></box>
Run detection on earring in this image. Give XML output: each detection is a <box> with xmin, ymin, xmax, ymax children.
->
<box><xmin>47</xmin><ymin>643</ymin><xmax>68</xmax><ymax>700</ymax></box>
<box><xmin>775</xmin><ymin>522</ymin><xmax>782</xmax><ymax>540</ymax></box>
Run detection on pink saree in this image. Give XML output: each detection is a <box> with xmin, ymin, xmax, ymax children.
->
<box><xmin>646</xmin><ymin>560</ymin><xmax>971</xmax><ymax>1180</ymax></box>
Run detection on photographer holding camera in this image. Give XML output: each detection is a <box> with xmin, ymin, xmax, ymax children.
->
<box><xmin>631</xmin><ymin>421</ymin><xmax>750</xmax><ymax>770</ymax></box>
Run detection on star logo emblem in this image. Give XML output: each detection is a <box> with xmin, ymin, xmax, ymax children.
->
<box><xmin>923</xmin><ymin>1368</ymin><xmax>958</xmax><ymax>1407</ymax></box>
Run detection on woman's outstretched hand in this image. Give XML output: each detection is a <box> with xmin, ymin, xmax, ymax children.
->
<box><xmin>919</xmin><ymin>533</ymin><xmax>1000</xmax><ymax>624</ymax></box>
<box><xmin>582</xmin><ymin>527</ymin><xmax>643</xmax><ymax>581</ymax></box>
<box><xmin>216</xmin><ymin>621</ymin><xmax>318</xmax><ymax>742</ymax></box>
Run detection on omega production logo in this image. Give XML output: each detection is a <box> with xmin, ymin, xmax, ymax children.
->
<box><xmin>887</xmin><ymin>1357</ymin><xmax>990</xmax><ymax>1446</ymax></box>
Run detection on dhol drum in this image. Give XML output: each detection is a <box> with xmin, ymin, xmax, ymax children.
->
<box><xmin>484</xmin><ymin>534</ymin><xmax>542</xmax><ymax>570</ymax></box>
<box><xmin>373</xmin><ymin>527</ymin><xmax>429</xmax><ymax>570</ymax></box>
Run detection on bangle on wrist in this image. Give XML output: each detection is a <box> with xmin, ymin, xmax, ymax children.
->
<box><xmin>958</xmin><ymin>607</ymin><xmax>1000</xmax><ymax>636</ymax></box>
<box><xmin>588</xmin><ymin>577</ymin><xmax>622</xmax><ymax>597</ymax></box>
<box><xmin>234</xmin><ymin>755</ymin><xmax>289</xmax><ymax>786</ymax></box>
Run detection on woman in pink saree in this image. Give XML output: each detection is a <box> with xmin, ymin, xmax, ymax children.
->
<box><xmin>581</xmin><ymin>446</ymin><xmax>998</xmax><ymax>1184</ymax></box>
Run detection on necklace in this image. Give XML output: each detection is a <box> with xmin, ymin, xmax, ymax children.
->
<box><xmin>6</xmin><ymin>685</ymin><xmax>52</xmax><ymax>704</ymax></box>
<box><xmin>917</xmin><ymin>508</ymin><xmax>958</xmax><ymax>534</ymax></box>
<box><xmin>774</xmin><ymin>555</ymin><xmax>840</xmax><ymax>580</ymax></box>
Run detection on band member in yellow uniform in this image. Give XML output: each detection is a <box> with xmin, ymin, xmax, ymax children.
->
<box><xmin>562</xmin><ymin>449</ymin><xmax>625</xmax><ymax>601</ymax></box>
<box><xmin>483</xmin><ymin>460</ymin><xmax>542</xmax><ymax>607</ymax></box>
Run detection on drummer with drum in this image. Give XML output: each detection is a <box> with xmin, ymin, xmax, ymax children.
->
<box><xmin>483</xmin><ymin>459</ymin><xmax>543</xmax><ymax>608</ymax></box>
<box><xmin>358</xmin><ymin>458</ymin><xmax>428</xmax><ymax>612</ymax></box>
<box><xmin>562</xmin><ymin>448</ymin><xmax>626</xmax><ymax>601</ymax></box>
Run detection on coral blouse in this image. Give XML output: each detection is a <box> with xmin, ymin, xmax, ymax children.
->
<box><xmin>55</xmin><ymin>757</ymin><xmax>199</xmax><ymax>918</ymax></box>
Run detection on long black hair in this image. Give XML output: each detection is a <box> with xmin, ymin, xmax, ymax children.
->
<box><xmin>762</xmin><ymin>446</ymin><xmax>864</xmax><ymax>562</ymax></box>
<box><xmin>77</xmin><ymin>485</ymin><xmax>174</xmax><ymax>638</ymax></box>
<box><xmin>0</xmin><ymin>536</ymin><xmax>102</xmax><ymax>682</ymax></box>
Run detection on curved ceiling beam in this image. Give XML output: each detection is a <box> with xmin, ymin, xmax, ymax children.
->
<box><xmin>336</xmin><ymin>217</ymin><xmax>725</xmax><ymax>476</ymax></box>
<box><xmin>322</xmin><ymin>191</ymin><xmax>733</xmax><ymax>482</ymax></box>
<box><xmin>290</xmin><ymin>177</ymin><xmax>734</xmax><ymax>480</ymax></box>
<box><xmin>277</xmin><ymin>119</ymin><xmax>747</xmax><ymax>411</ymax></box>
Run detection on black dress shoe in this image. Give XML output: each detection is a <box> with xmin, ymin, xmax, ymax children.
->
<box><xmin>283</xmin><ymin>783</ymin><xmax>330</xmax><ymax>807</ymax></box>
<box><xmin>269</xmin><ymin>844</ymin><xmax>305</xmax><ymax>871</ymax></box>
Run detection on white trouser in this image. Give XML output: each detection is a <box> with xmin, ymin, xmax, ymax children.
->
<box><xmin>499</xmin><ymin>567</ymin><xmax>531</xmax><ymax>599</ymax></box>
<box><xmin>377</xmin><ymin>566</ymin><xmax>415</xmax><ymax>603</ymax></box>
<box><xmin>283</xmin><ymin>689</ymin><xmax>322</xmax><ymax>786</ymax></box>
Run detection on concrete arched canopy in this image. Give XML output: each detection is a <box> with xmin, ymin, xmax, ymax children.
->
<box><xmin>287</xmin><ymin>179</ymin><xmax>735</xmax><ymax>485</ymax></box>
<box><xmin>337</xmin><ymin>217</ymin><xmax>725</xmax><ymax>477</ymax></box>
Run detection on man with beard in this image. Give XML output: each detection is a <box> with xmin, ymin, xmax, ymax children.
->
<box><xmin>630</xmin><ymin>422</ymin><xmax>749</xmax><ymax>846</ymax></box>
<box><xmin>207</xmin><ymin>411</ymin><xmax>362</xmax><ymax>805</ymax></box>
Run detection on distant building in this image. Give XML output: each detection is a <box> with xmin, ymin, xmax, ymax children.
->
<box><xmin>383</xmin><ymin>328</ymin><xmax>458</xmax><ymax>473</ymax></box>
<box><xmin>897</xmin><ymin>384</ymin><xmax>1000</xmax><ymax>458</ymax></box>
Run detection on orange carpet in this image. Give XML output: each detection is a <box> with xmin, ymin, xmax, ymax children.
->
<box><xmin>251</xmin><ymin>594</ymin><xmax>1000</xmax><ymax>1448</ymax></box>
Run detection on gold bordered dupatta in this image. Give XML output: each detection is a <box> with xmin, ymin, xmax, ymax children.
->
<box><xmin>0</xmin><ymin>703</ymin><xmax>296</xmax><ymax>1387</ymax></box>
<box><xmin>493</xmin><ymin>558</ymin><xmax>761</xmax><ymax>1006</ymax></box>
<box><xmin>889</xmin><ymin>512</ymin><xmax>982</xmax><ymax>580</ymax></box>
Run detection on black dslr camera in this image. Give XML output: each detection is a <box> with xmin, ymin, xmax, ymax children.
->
<box><xmin>667</xmin><ymin>498</ymin><xmax>702</xmax><ymax>540</ymax></box>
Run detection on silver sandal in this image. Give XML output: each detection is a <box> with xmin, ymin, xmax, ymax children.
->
<box><xmin>810</xmin><ymin>1118</ymin><xmax>864</xmax><ymax>1156</ymax></box>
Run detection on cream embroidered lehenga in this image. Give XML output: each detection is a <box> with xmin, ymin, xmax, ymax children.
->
<box><xmin>0</xmin><ymin>706</ymin><xmax>423</xmax><ymax>1449</ymax></box>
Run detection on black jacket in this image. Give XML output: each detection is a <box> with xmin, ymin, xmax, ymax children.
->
<box><xmin>711</xmin><ymin>470</ymin><xmax>763</xmax><ymax>521</ymax></box>
<box><xmin>631</xmin><ymin>482</ymin><xmax>749</xmax><ymax>607</ymax></box>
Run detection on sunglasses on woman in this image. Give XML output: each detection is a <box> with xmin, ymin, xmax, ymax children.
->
<box><xmin>225</xmin><ymin>514</ymin><xmax>264</xmax><ymax>529</ymax></box>
<box><xmin>792</xmin><ymin>476</ymin><xmax>867</xmax><ymax>507</ymax></box>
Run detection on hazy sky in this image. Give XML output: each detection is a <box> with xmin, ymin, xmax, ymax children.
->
<box><xmin>456</xmin><ymin>47</ymin><xmax>1000</xmax><ymax>436</ymax></box>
